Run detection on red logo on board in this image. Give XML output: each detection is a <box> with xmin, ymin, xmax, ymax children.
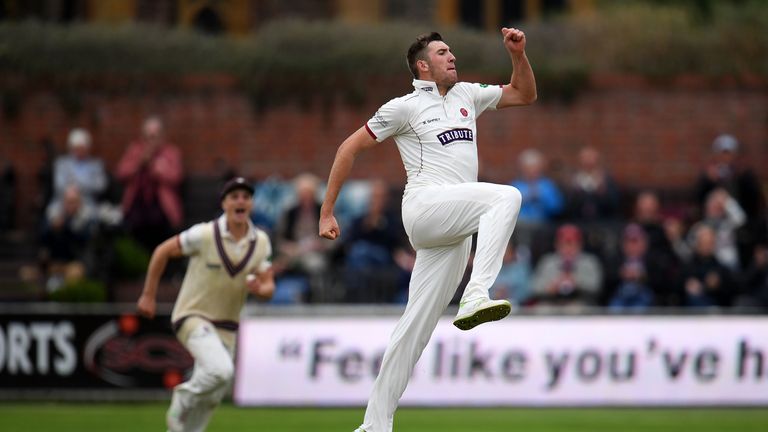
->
<box><xmin>460</xmin><ymin>108</ymin><xmax>468</xmax><ymax>117</ymax></box>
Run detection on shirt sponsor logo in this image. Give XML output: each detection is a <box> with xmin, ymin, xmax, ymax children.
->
<box><xmin>421</xmin><ymin>86</ymin><xmax>434</xmax><ymax>92</ymax></box>
<box><xmin>373</xmin><ymin>111</ymin><xmax>389</xmax><ymax>128</ymax></box>
<box><xmin>437</xmin><ymin>128</ymin><xmax>474</xmax><ymax>146</ymax></box>
<box><xmin>422</xmin><ymin>118</ymin><xmax>440</xmax><ymax>125</ymax></box>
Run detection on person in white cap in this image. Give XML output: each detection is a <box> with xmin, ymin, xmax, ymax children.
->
<box><xmin>137</xmin><ymin>177</ymin><xmax>274</xmax><ymax>432</ymax></box>
<box><xmin>319</xmin><ymin>28</ymin><xmax>536</xmax><ymax>432</ymax></box>
<box><xmin>51</xmin><ymin>128</ymin><xmax>108</xmax><ymax>208</ymax></box>
<box><xmin>694</xmin><ymin>133</ymin><xmax>766</xmax><ymax>268</ymax></box>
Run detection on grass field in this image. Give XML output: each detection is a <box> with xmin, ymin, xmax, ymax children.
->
<box><xmin>1</xmin><ymin>403</ymin><xmax>767</xmax><ymax>432</ymax></box>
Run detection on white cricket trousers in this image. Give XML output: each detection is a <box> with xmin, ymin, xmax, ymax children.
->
<box><xmin>173</xmin><ymin>318</ymin><xmax>235</xmax><ymax>432</ymax></box>
<box><xmin>359</xmin><ymin>182</ymin><xmax>522</xmax><ymax>432</ymax></box>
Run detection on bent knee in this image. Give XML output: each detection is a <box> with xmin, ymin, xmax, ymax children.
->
<box><xmin>206</xmin><ymin>362</ymin><xmax>234</xmax><ymax>387</ymax></box>
<box><xmin>507</xmin><ymin>187</ymin><xmax>522</xmax><ymax>208</ymax></box>
<box><xmin>498</xmin><ymin>186</ymin><xmax>522</xmax><ymax>210</ymax></box>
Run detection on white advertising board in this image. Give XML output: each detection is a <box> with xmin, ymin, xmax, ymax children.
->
<box><xmin>234</xmin><ymin>316</ymin><xmax>768</xmax><ymax>406</ymax></box>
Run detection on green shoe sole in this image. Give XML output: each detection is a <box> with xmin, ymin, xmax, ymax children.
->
<box><xmin>453</xmin><ymin>302</ymin><xmax>511</xmax><ymax>331</ymax></box>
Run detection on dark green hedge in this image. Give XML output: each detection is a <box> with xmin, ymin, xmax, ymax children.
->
<box><xmin>0</xmin><ymin>2</ymin><xmax>765</xmax><ymax>106</ymax></box>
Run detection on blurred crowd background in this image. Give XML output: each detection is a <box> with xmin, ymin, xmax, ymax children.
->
<box><xmin>0</xmin><ymin>0</ymin><xmax>767</xmax><ymax>313</ymax></box>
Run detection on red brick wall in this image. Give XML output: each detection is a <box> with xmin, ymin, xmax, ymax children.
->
<box><xmin>2</xmin><ymin>75</ymin><xmax>766</xmax><ymax>230</ymax></box>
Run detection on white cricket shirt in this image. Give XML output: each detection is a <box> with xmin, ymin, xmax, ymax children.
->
<box><xmin>365</xmin><ymin>79</ymin><xmax>502</xmax><ymax>191</ymax></box>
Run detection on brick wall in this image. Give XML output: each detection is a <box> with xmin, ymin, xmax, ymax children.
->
<box><xmin>2</xmin><ymin>74</ymin><xmax>766</xmax><ymax>230</ymax></box>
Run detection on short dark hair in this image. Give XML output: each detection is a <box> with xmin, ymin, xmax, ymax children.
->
<box><xmin>406</xmin><ymin>32</ymin><xmax>443</xmax><ymax>79</ymax></box>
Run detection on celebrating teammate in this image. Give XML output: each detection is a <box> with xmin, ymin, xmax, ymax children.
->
<box><xmin>319</xmin><ymin>28</ymin><xmax>536</xmax><ymax>431</ymax></box>
<box><xmin>137</xmin><ymin>177</ymin><xmax>275</xmax><ymax>432</ymax></box>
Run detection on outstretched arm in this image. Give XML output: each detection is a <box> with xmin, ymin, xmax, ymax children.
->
<box><xmin>137</xmin><ymin>236</ymin><xmax>183</xmax><ymax>318</ymax></box>
<box><xmin>319</xmin><ymin>127</ymin><xmax>378</xmax><ymax>240</ymax></box>
<box><xmin>497</xmin><ymin>27</ymin><xmax>537</xmax><ymax>109</ymax></box>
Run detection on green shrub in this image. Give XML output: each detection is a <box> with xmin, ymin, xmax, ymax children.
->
<box><xmin>48</xmin><ymin>278</ymin><xmax>107</xmax><ymax>303</ymax></box>
<box><xmin>112</xmin><ymin>235</ymin><xmax>151</xmax><ymax>279</ymax></box>
<box><xmin>0</xmin><ymin>2</ymin><xmax>765</xmax><ymax>106</ymax></box>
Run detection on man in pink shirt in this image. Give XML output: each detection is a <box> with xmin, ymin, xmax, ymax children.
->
<box><xmin>117</xmin><ymin>116</ymin><xmax>184</xmax><ymax>252</ymax></box>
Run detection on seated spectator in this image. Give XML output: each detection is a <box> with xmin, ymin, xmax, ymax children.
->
<box><xmin>116</xmin><ymin>116</ymin><xmax>183</xmax><ymax>252</ymax></box>
<box><xmin>51</xmin><ymin>128</ymin><xmax>108</xmax><ymax>208</ymax></box>
<box><xmin>333</xmin><ymin>179</ymin><xmax>378</xmax><ymax>230</ymax></box>
<box><xmin>694</xmin><ymin>133</ymin><xmax>766</xmax><ymax>266</ymax></box>
<box><xmin>272</xmin><ymin>173</ymin><xmax>334</xmax><ymax>303</ymax></box>
<box><xmin>531</xmin><ymin>224</ymin><xmax>603</xmax><ymax>308</ymax></box>
<box><xmin>34</xmin><ymin>137</ymin><xmax>57</xmax><ymax>226</ymax></box>
<box><xmin>251</xmin><ymin>175</ymin><xmax>294</xmax><ymax>235</ymax></box>
<box><xmin>489</xmin><ymin>241</ymin><xmax>533</xmax><ymax>307</ymax></box>
<box><xmin>39</xmin><ymin>185</ymin><xmax>97</xmax><ymax>293</ymax></box>
<box><xmin>604</xmin><ymin>224</ymin><xmax>669</xmax><ymax>311</ymax></box>
<box><xmin>664</xmin><ymin>214</ymin><xmax>693</xmax><ymax>264</ymax></box>
<box><xmin>691</xmin><ymin>188</ymin><xmax>746</xmax><ymax>271</ymax></box>
<box><xmin>681</xmin><ymin>224</ymin><xmax>737</xmax><ymax>307</ymax></box>
<box><xmin>736</xmin><ymin>243</ymin><xmax>768</xmax><ymax>310</ymax></box>
<box><xmin>633</xmin><ymin>191</ymin><xmax>671</xmax><ymax>253</ymax></box>
<box><xmin>510</xmin><ymin>148</ymin><xmax>564</xmax><ymax>226</ymax></box>
<box><xmin>342</xmin><ymin>180</ymin><xmax>409</xmax><ymax>303</ymax></box>
<box><xmin>566</xmin><ymin>146</ymin><xmax>620</xmax><ymax>222</ymax></box>
<box><xmin>632</xmin><ymin>191</ymin><xmax>686</xmax><ymax>305</ymax></box>
<box><xmin>0</xmin><ymin>161</ymin><xmax>16</xmax><ymax>232</ymax></box>
<box><xmin>695</xmin><ymin>133</ymin><xmax>764</xmax><ymax>218</ymax></box>
<box><xmin>392</xmin><ymin>247</ymin><xmax>417</xmax><ymax>304</ymax></box>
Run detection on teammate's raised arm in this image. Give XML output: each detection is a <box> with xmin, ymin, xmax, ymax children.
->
<box><xmin>497</xmin><ymin>27</ymin><xmax>537</xmax><ymax>109</ymax></box>
<box><xmin>319</xmin><ymin>126</ymin><xmax>378</xmax><ymax>240</ymax></box>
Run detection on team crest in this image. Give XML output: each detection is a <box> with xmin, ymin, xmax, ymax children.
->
<box><xmin>460</xmin><ymin>108</ymin><xmax>468</xmax><ymax>117</ymax></box>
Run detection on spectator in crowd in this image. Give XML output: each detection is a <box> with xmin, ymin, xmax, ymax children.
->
<box><xmin>531</xmin><ymin>224</ymin><xmax>603</xmax><ymax>308</ymax></box>
<box><xmin>664</xmin><ymin>214</ymin><xmax>693</xmax><ymax>264</ymax></box>
<box><xmin>681</xmin><ymin>224</ymin><xmax>737</xmax><ymax>307</ymax></box>
<box><xmin>736</xmin><ymin>243</ymin><xmax>768</xmax><ymax>310</ymax></box>
<box><xmin>116</xmin><ymin>116</ymin><xmax>184</xmax><ymax>252</ymax></box>
<box><xmin>34</xmin><ymin>137</ymin><xmax>57</xmax><ymax>226</ymax></box>
<box><xmin>272</xmin><ymin>173</ymin><xmax>334</xmax><ymax>303</ymax></box>
<box><xmin>604</xmin><ymin>223</ymin><xmax>668</xmax><ymax>311</ymax></box>
<box><xmin>632</xmin><ymin>191</ymin><xmax>670</xmax><ymax>253</ymax></box>
<box><xmin>342</xmin><ymin>180</ymin><xmax>409</xmax><ymax>303</ymax></box>
<box><xmin>391</xmin><ymin>246</ymin><xmax>417</xmax><ymax>305</ymax></box>
<box><xmin>565</xmin><ymin>146</ymin><xmax>620</xmax><ymax>222</ymax></box>
<box><xmin>51</xmin><ymin>128</ymin><xmax>108</xmax><ymax>208</ymax></box>
<box><xmin>0</xmin><ymin>161</ymin><xmax>16</xmax><ymax>232</ymax></box>
<box><xmin>632</xmin><ymin>190</ymin><xmax>683</xmax><ymax>305</ymax></box>
<box><xmin>694</xmin><ymin>133</ymin><xmax>766</xmax><ymax>266</ymax></box>
<box><xmin>510</xmin><ymin>148</ymin><xmax>564</xmax><ymax>225</ymax></box>
<box><xmin>489</xmin><ymin>241</ymin><xmax>532</xmax><ymax>307</ymax></box>
<box><xmin>691</xmin><ymin>188</ymin><xmax>746</xmax><ymax>271</ymax></box>
<box><xmin>39</xmin><ymin>184</ymin><xmax>96</xmax><ymax>292</ymax></box>
<box><xmin>250</xmin><ymin>175</ymin><xmax>294</xmax><ymax>235</ymax></box>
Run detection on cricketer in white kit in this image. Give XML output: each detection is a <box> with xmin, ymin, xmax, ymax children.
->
<box><xmin>137</xmin><ymin>177</ymin><xmax>275</xmax><ymax>432</ymax></box>
<box><xmin>319</xmin><ymin>28</ymin><xmax>537</xmax><ymax>431</ymax></box>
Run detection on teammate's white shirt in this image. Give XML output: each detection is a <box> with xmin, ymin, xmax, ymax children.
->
<box><xmin>179</xmin><ymin>215</ymin><xmax>271</xmax><ymax>274</ymax></box>
<box><xmin>365</xmin><ymin>79</ymin><xmax>502</xmax><ymax>191</ymax></box>
<box><xmin>171</xmin><ymin>215</ymin><xmax>272</xmax><ymax>329</ymax></box>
